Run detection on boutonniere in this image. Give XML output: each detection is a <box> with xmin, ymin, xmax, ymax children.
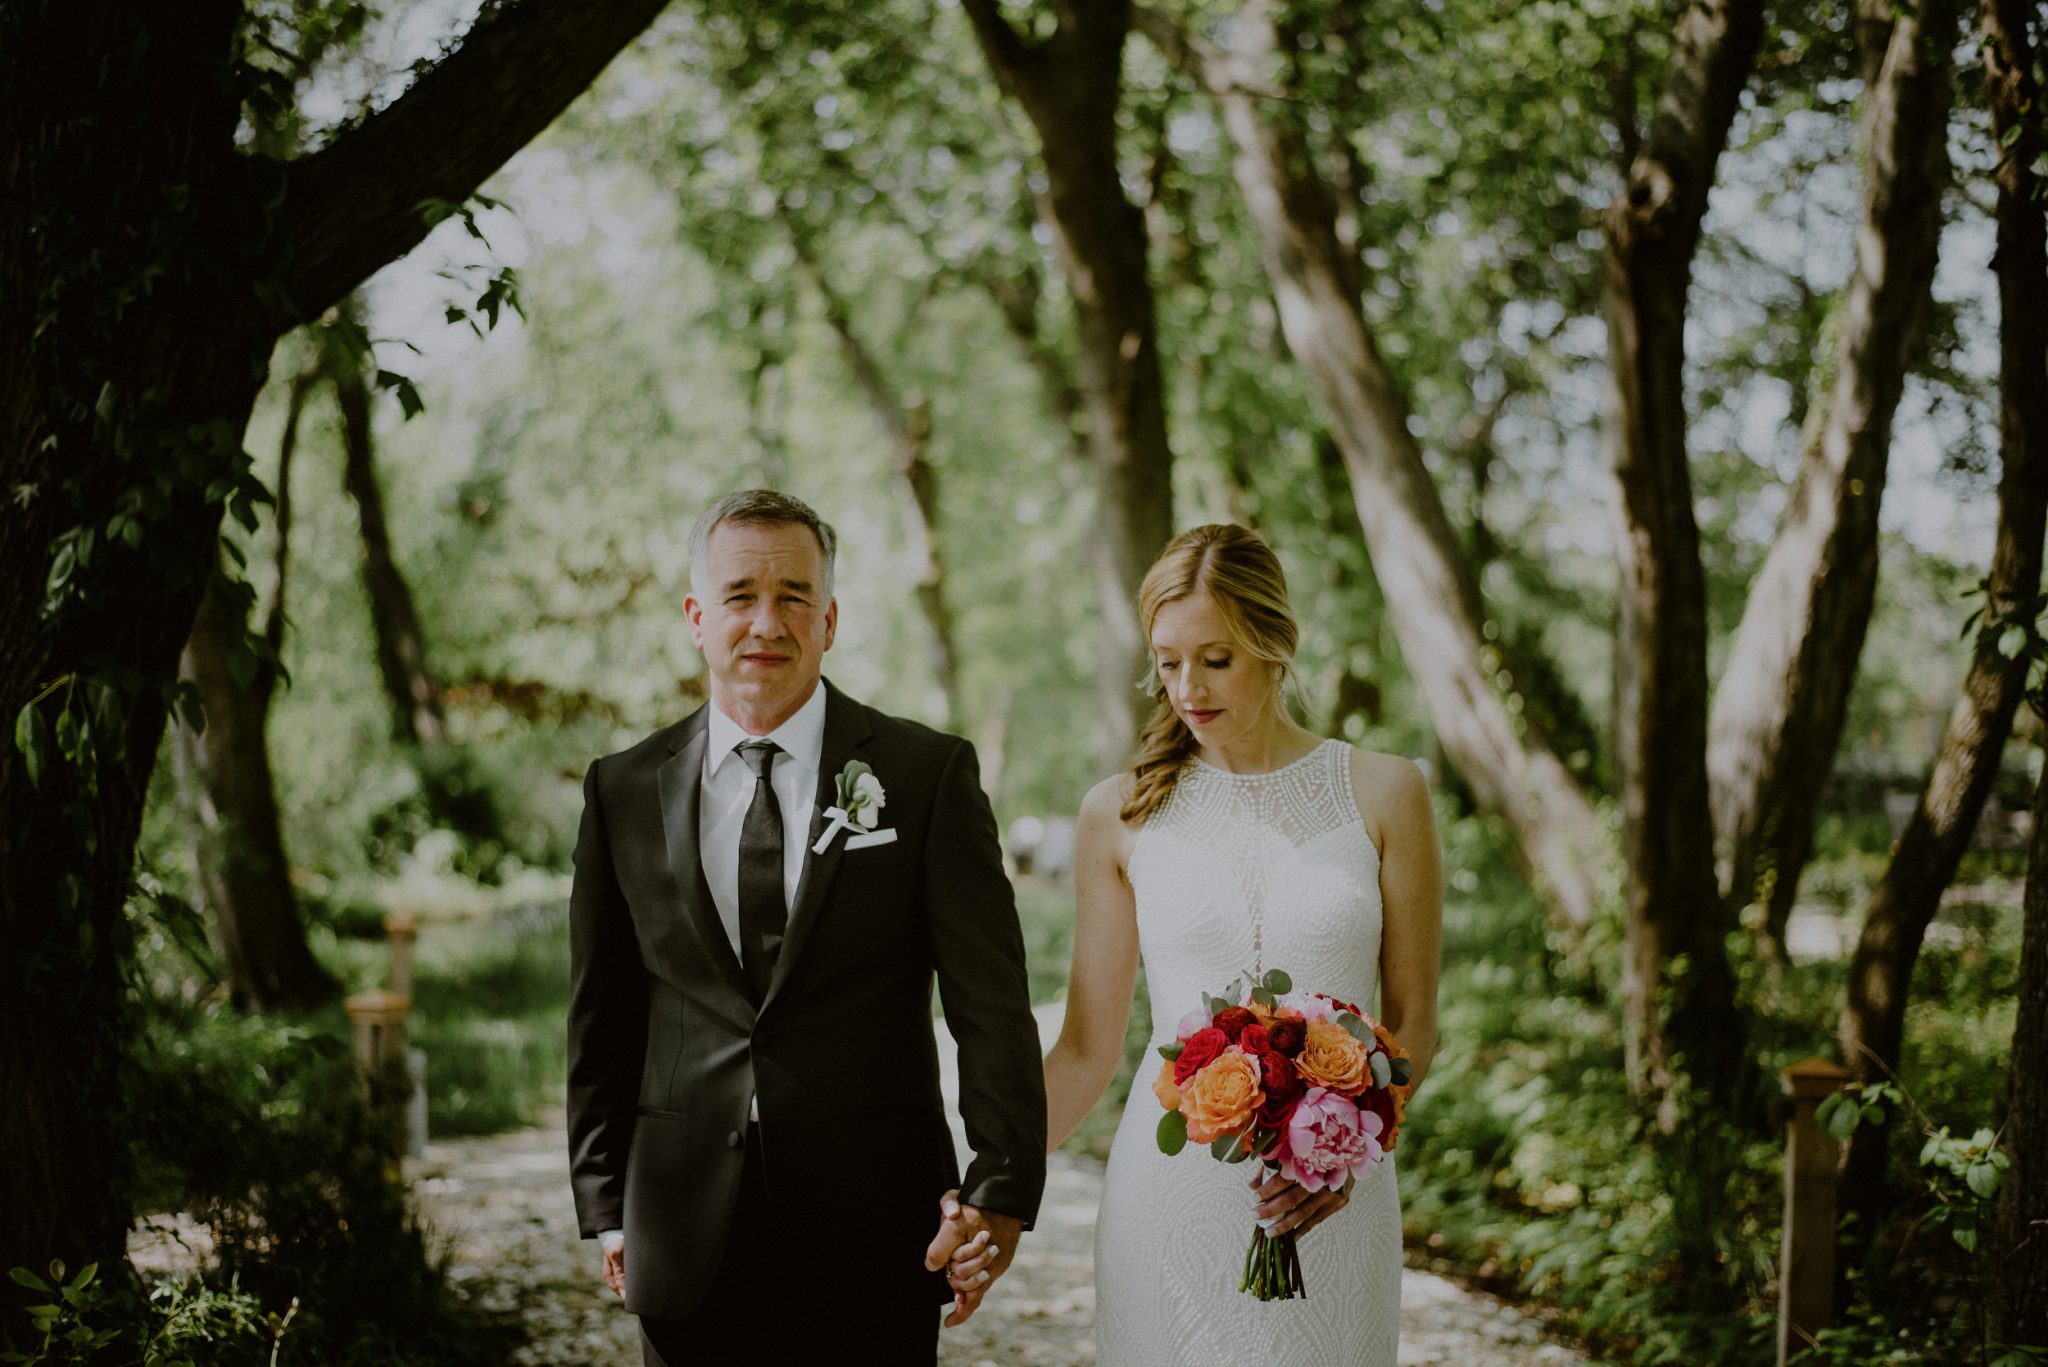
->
<box><xmin>812</xmin><ymin>760</ymin><xmax>891</xmax><ymax>854</ymax></box>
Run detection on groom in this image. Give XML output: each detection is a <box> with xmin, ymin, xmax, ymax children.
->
<box><xmin>566</xmin><ymin>490</ymin><xmax>1046</xmax><ymax>1363</ymax></box>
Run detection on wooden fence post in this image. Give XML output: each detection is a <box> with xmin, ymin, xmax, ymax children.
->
<box><xmin>345</xmin><ymin>988</ymin><xmax>412</xmax><ymax>1159</ymax></box>
<box><xmin>384</xmin><ymin>911</ymin><xmax>418</xmax><ymax>998</ymax></box>
<box><xmin>1779</xmin><ymin>1056</ymin><xmax>1851</xmax><ymax>1365</ymax></box>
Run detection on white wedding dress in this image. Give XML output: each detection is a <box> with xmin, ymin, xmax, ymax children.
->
<box><xmin>1095</xmin><ymin>739</ymin><xmax>1402</xmax><ymax>1366</ymax></box>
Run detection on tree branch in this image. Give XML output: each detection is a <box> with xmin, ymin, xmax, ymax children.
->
<box><xmin>272</xmin><ymin>0</ymin><xmax>671</xmax><ymax>322</ymax></box>
<box><xmin>957</xmin><ymin>0</ymin><xmax>1042</xmax><ymax>96</ymax></box>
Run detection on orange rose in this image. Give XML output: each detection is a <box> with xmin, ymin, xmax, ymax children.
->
<box><xmin>1294</xmin><ymin>1019</ymin><xmax>1373</xmax><ymax>1094</ymax></box>
<box><xmin>1152</xmin><ymin>1057</ymin><xmax>1182</xmax><ymax>1111</ymax></box>
<box><xmin>1179</xmin><ymin>1050</ymin><xmax>1265</xmax><ymax>1144</ymax></box>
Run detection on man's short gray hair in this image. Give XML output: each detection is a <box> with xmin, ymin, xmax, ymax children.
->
<box><xmin>688</xmin><ymin>490</ymin><xmax>838</xmax><ymax>598</ymax></box>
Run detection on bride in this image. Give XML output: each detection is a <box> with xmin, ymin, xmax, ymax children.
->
<box><xmin>957</xmin><ymin>523</ymin><xmax>1442</xmax><ymax>1364</ymax></box>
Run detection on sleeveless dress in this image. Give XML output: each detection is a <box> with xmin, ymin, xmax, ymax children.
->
<box><xmin>1095</xmin><ymin>739</ymin><xmax>1402</xmax><ymax>1366</ymax></box>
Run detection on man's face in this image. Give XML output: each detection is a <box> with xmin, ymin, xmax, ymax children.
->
<box><xmin>685</xmin><ymin>520</ymin><xmax>836</xmax><ymax>723</ymax></box>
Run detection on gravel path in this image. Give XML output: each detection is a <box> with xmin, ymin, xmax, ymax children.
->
<box><xmin>402</xmin><ymin>1003</ymin><xmax>1587</xmax><ymax>1365</ymax></box>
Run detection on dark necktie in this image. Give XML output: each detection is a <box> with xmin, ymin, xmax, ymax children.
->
<box><xmin>735</xmin><ymin>740</ymin><xmax>786</xmax><ymax>1001</ymax></box>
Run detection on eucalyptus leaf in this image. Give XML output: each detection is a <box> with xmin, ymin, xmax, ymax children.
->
<box><xmin>1263</xmin><ymin>969</ymin><xmax>1292</xmax><ymax>994</ymax></box>
<box><xmin>1158</xmin><ymin>1042</ymin><xmax>1184</xmax><ymax>1061</ymax></box>
<box><xmin>1389</xmin><ymin>1057</ymin><xmax>1412</xmax><ymax>1087</ymax></box>
<box><xmin>1157</xmin><ymin>1109</ymin><xmax>1188</xmax><ymax>1156</ymax></box>
<box><xmin>1337</xmin><ymin>1012</ymin><xmax>1374</xmax><ymax>1043</ymax></box>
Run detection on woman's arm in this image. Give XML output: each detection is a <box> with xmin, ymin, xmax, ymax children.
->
<box><xmin>1364</xmin><ymin>750</ymin><xmax>1444</xmax><ymax>1096</ymax></box>
<box><xmin>1042</xmin><ymin>777</ymin><xmax>1142</xmax><ymax>1153</ymax></box>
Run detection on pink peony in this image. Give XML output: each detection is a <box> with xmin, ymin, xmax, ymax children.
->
<box><xmin>1276</xmin><ymin>1087</ymin><xmax>1384</xmax><ymax>1193</ymax></box>
<box><xmin>1274</xmin><ymin>990</ymin><xmax>1339</xmax><ymax>1024</ymax></box>
<box><xmin>1176</xmin><ymin>1005</ymin><xmax>1214</xmax><ymax>1040</ymax></box>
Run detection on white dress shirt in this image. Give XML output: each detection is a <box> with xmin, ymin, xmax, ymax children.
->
<box><xmin>599</xmin><ymin>686</ymin><xmax>828</xmax><ymax>1252</ymax></box>
<box><xmin>700</xmin><ymin>683</ymin><xmax>826</xmax><ymax>952</ymax></box>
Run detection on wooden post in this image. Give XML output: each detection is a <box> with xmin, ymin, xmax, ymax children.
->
<box><xmin>345</xmin><ymin>988</ymin><xmax>412</xmax><ymax>1158</ymax></box>
<box><xmin>384</xmin><ymin>911</ymin><xmax>418</xmax><ymax>997</ymax></box>
<box><xmin>1780</xmin><ymin>1056</ymin><xmax>1851</xmax><ymax>1365</ymax></box>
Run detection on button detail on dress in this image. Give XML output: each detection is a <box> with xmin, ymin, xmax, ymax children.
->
<box><xmin>726</xmin><ymin>1130</ymin><xmax>742</xmax><ymax>1149</ymax></box>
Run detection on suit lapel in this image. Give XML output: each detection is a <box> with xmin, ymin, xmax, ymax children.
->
<box><xmin>656</xmin><ymin>705</ymin><xmax>754</xmax><ymax>1005</ymax></box>
<box><xmin>762</xmin><ymin>681</ymin><xmax>873</xmax><ymax>1012</ymax></box>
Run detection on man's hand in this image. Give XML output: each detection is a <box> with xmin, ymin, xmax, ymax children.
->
<box><xmin>922</xmin><ymin>1189</ymin><xmax>1021</xmax><ymax>1327</ymax></box>
<box><xmin>599</xmin><ymin>1231</ymin><xmax>626</xmax><ymax>1298</ymax></box>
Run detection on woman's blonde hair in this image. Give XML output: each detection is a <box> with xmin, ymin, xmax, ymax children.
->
<box><xmin>1120</xmin><ymin>524</ymin><xmax>1299</xmax><ymax>824</ymax></box>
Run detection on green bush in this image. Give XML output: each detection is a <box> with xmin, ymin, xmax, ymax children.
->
<box><xmin>120</xmin><ymin>998</ymin><xmax>516</xmax><ymax>1367</ymax></box>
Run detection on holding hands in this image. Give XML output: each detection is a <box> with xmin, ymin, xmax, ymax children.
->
<box><xmin>924</xmin><ymin>1189</ymin><xmax>1022</xmax><ymax>1326</ymax></box>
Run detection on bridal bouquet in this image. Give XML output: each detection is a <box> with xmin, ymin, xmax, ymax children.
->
<box><xmin>1152</xmin><ymin>969</ymin><xmax>1410</xmax><ymax>1301</ymax></box>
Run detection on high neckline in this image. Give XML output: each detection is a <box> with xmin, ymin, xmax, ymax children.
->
<box><xmin>1187</xmin><ymin>737</ymin><xmax>1330</xmax><ymax>780</ymax></box>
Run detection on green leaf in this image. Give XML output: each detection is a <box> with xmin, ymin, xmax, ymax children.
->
<box><xmin>1389</xmin><ymin>1056</ymin><xmax>1412</xmax><ymax>1087</ymax></box>
<box><xmin>1967</xmin><ymin>1162</ymin><xmax>2001</xmax><ymax>1200</ymax></box>
<box><xmin>1369</xmin><ymin>1051</ymin><xmax>1391</xmax><ymax>1088</ymax></box>
<box><xmin>1262</xmin><ymin>969</ymin><xmax>1291</xmax><ymax>994</ymax></box>
<box><xmin>1954</xmin><ymin>1225</ymin><xmax>1978</xmax><ymax>1253</ymax></box>
<box><xmin>1999</xmin><ymin>624</ymin><xmax>2029</xmax><ymax>660</ymax></box>
<box><xmin>1157</xmin><ymin>1042</ymin><xmax>1184</xmax><ymax>1061</ymax></box>
<box><xmin>68</xmin><ymin>1263</ymin><xmax>95</xmax><ymax>1291</ymax></box>
<box><xmin>1336</xmin><ymin>1012</ymin><xmax>1374</xmax><ymax>1043</ymax></box>
<box><xmin>1212</xmin><ymin>1131</ymin><xmax>1249</xmax><ymax>1162</ymax></box>
<box><xmin>1860</xmin><ymin>1103</ymin><xmax>1885</xmax><ymax>1126</ymax></box>
<box><xmin>1250</xmin><ymin>986</ymin><xmax>1275</xmax><ymax>1010</ymax></box>
<box><xmin>1824</xmin><ymin>1096</ymin><xmax>1862</xmax><ymax>1142</ymax></box>
<box><xmin>8</xmin><ymin>1267</ymin><xmax>50</xmax><ymax>1293</ymax></box>
<box><xmin>14</xmin><ymin>704</ymin><xmax>49</xmax><ymax>790</ymax></box>
<box><xmin>1156</xmin><ymin>1109</ymin><xmax>1188</xmax><ymax>1156</ymax></box>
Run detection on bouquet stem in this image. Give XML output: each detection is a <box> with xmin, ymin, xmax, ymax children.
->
<box><xmin>1240</xmin><ymin>1226</ymin><xmax>1307</xmax><ymax>1301</ymax></box>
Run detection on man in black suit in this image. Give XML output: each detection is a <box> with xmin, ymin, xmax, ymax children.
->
<box><xmin>566</xmin><ymin>490</ymin><xmax>1046</xmax><ymax>1363</ymax></box>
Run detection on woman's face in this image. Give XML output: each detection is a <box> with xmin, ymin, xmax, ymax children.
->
<box><xmin>1149</xmin><ymin>592</ymin><xmax>1282</xmax><ymax>748</ymax></box>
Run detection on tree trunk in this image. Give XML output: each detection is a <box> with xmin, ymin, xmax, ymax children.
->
<box><xmin>1707</xmin><ymin>0</ymin><xmax>1957</xmax><ymax>953</ymax></box>
<box><xmin>176</xmin><ymin>565</ymin><xmax>338</xmax><ymax>1012</ymax></box>
<box><xmin>1839</xmin><ymin>0</ymin><xmax>2048</xmax><ymax>1251</ymax></box>
<box><xmin>960</xmin><ymin>0</ymin><xmax>1174</xmax><ymax>775</ymax></box>
<box><xmin>1994</xmin><ymin>741</ymin><xmax>2048</xmax><ymax>1349</ymax></box>
<box><xmin>173</xmin><ymin>362</ymin><xmax>336</xmax><ymax>1012</ymax></box>
<box><xmin>1600</xmin><ymin>0</ymin><xmax>1765</xmax><ymax>1125</ymax></box>
<box><xmin>332</xmin><ymin>321</ymin><xmax>450</xmax><ymax>752</ymax></box>
<box><xmin>0</xmin><ymin>0</ymin><xmax>669</xmax><ymax>1286</ymax></box>
<box><xmin>1137</xmin><ymin>1</ymin><xmax>1609</xmax><ymax>931</ymax></box>
<box><xmin>781</xmin><ymin>211</ymin><xmax>963</xmax><ymax>728</ymax></box>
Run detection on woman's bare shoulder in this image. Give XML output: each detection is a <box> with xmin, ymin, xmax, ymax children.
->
<box><xmin>1338</xmin><ymin>743</ymin><xmax>1432</xmax><ymax>845</ymax></box>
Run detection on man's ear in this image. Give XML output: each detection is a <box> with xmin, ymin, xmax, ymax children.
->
<box><xmin>683</xmin><ymin>592</ymin><xmax>705</xmax><ymax>648</ymax></box>
<box><xmin>821</xmin><ymin>598</ymin><xmax>837</xmax><ymax>652</ymax></box>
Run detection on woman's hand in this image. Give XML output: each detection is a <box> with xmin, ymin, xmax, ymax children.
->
<box><xmin>1249</xmin><ymin>1168</ymin><xmax>1355</xmax><ymax>1238</ymax></box>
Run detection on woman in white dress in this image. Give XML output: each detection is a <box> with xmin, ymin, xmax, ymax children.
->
<box><xmin>974</xmin><ymin>523</ymin><xmax>1442</xmax><ymax>1364</ymax></box>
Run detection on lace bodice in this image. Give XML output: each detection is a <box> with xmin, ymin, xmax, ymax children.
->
<box><xmin>1097</xmin><ymin>737</ymin><xmax>1400</xmax><ymax>1367</ymax></box>
<box><xmin>1128</xmin><ymin>738</ymin><xmax>1383</xmax><ymax>1042</ymax></box>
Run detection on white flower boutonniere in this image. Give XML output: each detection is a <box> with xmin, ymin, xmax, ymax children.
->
<box><xmin>812</xmin><ymin>760</ymin><xmax>890</xmax><ymax>854</ymax></box>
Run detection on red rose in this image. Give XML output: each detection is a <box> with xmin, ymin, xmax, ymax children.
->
<box><xmin>1212</xmin><ymin>1006</ymin><xmax>1257</xmax><ymax>1042</ymax></box>
<box><xmin>1266</xmin><ymin>1017</ymin><xmax>1306</xmax><ymax>1055</ymax></box>
<box><xmin>1239</xmin><ymin>1023</ymin><xmax>1271</xmax><ymax>1055</ymax></box>
<box><xmin>1365</xmin><ymin>1085</ymin><xmax>1399</xmax><ymax>1150</ymax></box>
<box><xmin>1255</xmin><ymin>1050</ymin><xmax>1305</xmax><ymax>1130</ymax></box>
<box><xmin>1173</xmin><ymin>1027</ymin><xmax>1230</xmax><ymax>1085</ymax></box>
<box><xmin>1323</xmin><ymin>994</ymin><xmax>1365</xmax><ymax>1018</ymax></box>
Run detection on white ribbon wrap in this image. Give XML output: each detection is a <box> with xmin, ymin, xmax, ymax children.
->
<box><xmin>812</xmin><ymin>806</ymin><xmax>854</xmax><ymax>856</ymax></box>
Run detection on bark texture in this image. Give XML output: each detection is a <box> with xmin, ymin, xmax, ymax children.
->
<box><xmin>1</xmin><ymin>0</ymin><xmax>668</xmax><ymax>1287</ymax></box>
<box><xmin>1137</xmin><ymin>1</ymin><xmax>1609</xmax><ymax>931</ymax></box>
<box><xmin>1995</xmin><ymin>747</ymin><xmax>2048</xmax><ymax>1349</ymax></box>
<box><xmin>960</xmin><ymin>0</ymin><xmax>1174</xmax><ymax>773</ymax></box>
<box><xmin>1837</xmin><ymin>0</ymin><xmax>2047</xmax><ymax>1253</ymax></box>
<box><xmin>1707</xmin><ymin>0</ymin><xmax>1957</xmax><ymax>950</ymax></box>
<box><xmin>1600</xmin><ymin>0</ymin><xmax>1765</xmax><ymax>1124</ymax></box>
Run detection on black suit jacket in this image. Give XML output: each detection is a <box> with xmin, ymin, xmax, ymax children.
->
<box><xmin>565</xmin><ymin>680</ymin><xmax>1047</xmax><ymax>1321</ymax></box>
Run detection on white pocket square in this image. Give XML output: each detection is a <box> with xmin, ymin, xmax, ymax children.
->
<box><xmin>844</xmin><ymin>828</ymin><xmax>898</xmax><ymax>850</ymax></box>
